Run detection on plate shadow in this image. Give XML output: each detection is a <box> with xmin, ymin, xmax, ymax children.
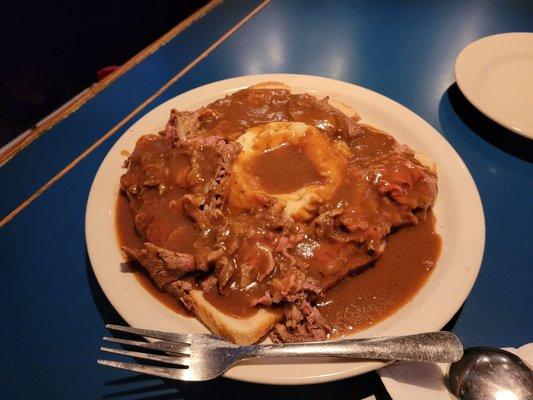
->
<box><xmin>443</xmin><ymin>84</ymin><xmax>532</xmax><ymax>163</ymax></box>
<box><xmin>102</xmin><ymin>371</ymin><xmax>392</xmax><ymax>400</ymax></box>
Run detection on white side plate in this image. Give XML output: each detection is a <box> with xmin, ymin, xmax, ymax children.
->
<box><xmin>455</xmin><ymin>32</ymin><xmax>533</xmax><ymax>139</ymax></box>
<box><xmin>86</xmin><ymin>74</ymin><xmax>485</xmax><ymax>385</ymax></box>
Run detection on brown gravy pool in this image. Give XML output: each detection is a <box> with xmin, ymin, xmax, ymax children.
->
<box><xmin>116</xmin><ymin>194</ymin><xmax>440</xmax><ymax>333</ymax></box>
<box><xmin>318</xmin><ymin>212</ymin><xmax>440</xmax><ymax>337</ymax></box>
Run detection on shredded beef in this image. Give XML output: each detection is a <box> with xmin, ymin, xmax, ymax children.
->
<box><xmin>269</xmin><ymin>269</ymin><xmax>322</xmax><ymax>304</ymax></box>
<box><xmin>271</xmin><ymin>301</ymin><xmax>330</xmax><ymax>343</ymax></box>
<box><xmin>215</xmin><ymin>256</ymin><xmax>235</xmax><ymax>289</ymax></box>
<box><xmin>251</xmin><ymin>292</ymin><xmax>273</xmax><ymax>307</ymax></box>
<box><xmin>122</xmin><ymin>246</ymin><xmax>193</xmax><ymax>310</ymax></box>
<box><xmin>165</xmin><ymin>280</ymin><xmax>194</xmax><ymax>310</ymax></box>
<box><xmin>144</xmin><ymin>243</ymin><xmax>196</xmax><ymax>272</ymax></box>
<box><xmin>164</xmin><ymin>108</ymin><xmax>220</xmax><ymax>140</ymax></box>
<box><xmin>201</xmin><ymin>275</ymin><xmax>218</xmax><ymax>293</ymax></box>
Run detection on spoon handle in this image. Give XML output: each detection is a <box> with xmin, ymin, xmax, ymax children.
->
<box><xmin>254</xmin><ymin>332</ymin><xmax>464</xmax><ymax>363</ymax></box>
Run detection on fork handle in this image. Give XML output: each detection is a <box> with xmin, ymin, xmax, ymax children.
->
<box><xmin>246</xmin><ymin>332</ymin><xmax>463</xmax><ymax>363</ymax></box>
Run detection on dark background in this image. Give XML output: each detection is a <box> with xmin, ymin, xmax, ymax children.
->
<box><xmin>0</xmin><ymin>0</ymin><xmax>208</xmax><ymax>148</ymax></box>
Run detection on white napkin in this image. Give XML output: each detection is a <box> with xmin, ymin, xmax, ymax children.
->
<box><xmin>378</xmin><ymin>343</ymin><xmax>533</xmax><ymax>399</ymax></box>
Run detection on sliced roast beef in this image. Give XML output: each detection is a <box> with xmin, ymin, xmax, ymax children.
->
<box><xmin>122</xmin><ymin>244</ymin><xmax>196</xmax><ymax>280</ymax></box>
<box><xmin>144</xmin><ymin>243</ymin><xmax>196</xmax><ymax>272</ymax></box>
<box><xmin>122</xmin><ymin>245</ymin><xmax>194</xmax><ymax>310</ymax></box>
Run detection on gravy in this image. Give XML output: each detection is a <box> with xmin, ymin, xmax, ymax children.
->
<box><xmin>115</xmin><ymin>85</ymin><xmax>440</xmax><ymax>342</ymax></box>
<box><xmin>116</xmin><ymin>193</ymin><xmax>192</xmax><ymax>317</ymax></box>
<box><xmin>318</xmin><ymin>212</ymin><xmax>440</xmax><ymax>336</ymax></box>
<box><xmin>251</xmin><ymin>143</ymin><xmax>323</xmax><ymax>194</ymax></box>
<box><xmin>117</xmin><ymin>193</ymin><xmax>440</xmax><ymax>330</ymax></box>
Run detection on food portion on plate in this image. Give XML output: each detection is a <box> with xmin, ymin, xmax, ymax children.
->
<box><xmin>116</xmin><ymin>82</ymin><xmax>440</xmax><ymax>345</ymax></box>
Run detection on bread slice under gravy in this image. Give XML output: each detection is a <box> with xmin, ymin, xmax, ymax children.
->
<box><xmin>189</xmin><ymin>290</ymin><xmax>282</xmax><ymax>345</ymax></box>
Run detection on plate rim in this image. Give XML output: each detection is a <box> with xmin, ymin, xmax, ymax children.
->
<box><xmin>454</xmin><ymin>32</ymin><xmax>533</xmax><ymax>140</ymax></box>
<box><xmin>86</xmin><ymin>73</ymin><xmax>485</xmax><ymax>385</ymax></box>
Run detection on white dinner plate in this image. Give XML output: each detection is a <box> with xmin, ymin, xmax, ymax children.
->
<box><xmin>86</xmin><ymin>74</ymin><xmax>485</xmax><ymax>385</ymax></box>
<box><xmin>455</xmin><ymin>32</ymin><xmax>533</xmax><ymax>140</ymax></box>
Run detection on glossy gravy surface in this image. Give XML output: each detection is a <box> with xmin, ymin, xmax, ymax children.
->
<box><xmin>115</xmin><ymin>86</ymin><xmax>440</xmax><ymax>341</ymax></box>
<box><xmin>251</xmin><ymin>143</ymin><xmax>323</xmax><ymax>194</ymax></box>
<box><xmin>117</xmin><ymin>194</ymin><xmax>440</xmax><ymax>330</ymax></box>
<box><xmin>318</xmin><ymin>212</ymin><xmax>440</xmax><ymax>336</ymax></box>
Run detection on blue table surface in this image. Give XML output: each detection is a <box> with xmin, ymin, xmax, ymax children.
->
<box><xmin>1</xmin><ymin>1</ymin><xmax>532</xmax><ymax>398</ymax></box>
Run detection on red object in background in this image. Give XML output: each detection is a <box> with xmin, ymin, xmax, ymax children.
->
<box><xmin>97</xmin><ymin>65</ymin><xmax>120</xmax><ymax>81</ymax></box>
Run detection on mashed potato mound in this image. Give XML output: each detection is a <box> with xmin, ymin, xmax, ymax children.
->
<box><xmin>228</xmin><ymin>121</ymin><xmax>349</xmax><ymax>221</ymax></box>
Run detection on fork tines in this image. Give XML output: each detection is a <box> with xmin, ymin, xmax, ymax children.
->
<box><xmin>98</xmin><ymin>324</ymin><xmax>192</xmax><ymax>379</ymax></box>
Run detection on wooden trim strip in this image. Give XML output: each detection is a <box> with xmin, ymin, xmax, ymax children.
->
<box><xmin>0</xmin><ymin>0</ymin><xmax>222</xmax><ymax>166</ymax></box>
<box><xmin>0</xmin><ymin>0</ymin><xmax>270</xmax><ymax>228</ymax></box>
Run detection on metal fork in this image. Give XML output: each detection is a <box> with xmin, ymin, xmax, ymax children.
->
<box><xmin>98</xmin><ymin>324</ymin><xmax>463</xmax><ymax>381</ymax></box>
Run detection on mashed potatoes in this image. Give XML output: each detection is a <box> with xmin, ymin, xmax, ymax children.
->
<box><xmin>228</xmin><ymin>121</ymin><xmax>349</xmax><ymax>221</ymax></box>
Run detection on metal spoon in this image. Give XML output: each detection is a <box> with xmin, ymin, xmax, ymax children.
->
<box><xmin>447</xmin><ymin>347</ymin><xmax>533</xmax><ymax>400</ymax></box>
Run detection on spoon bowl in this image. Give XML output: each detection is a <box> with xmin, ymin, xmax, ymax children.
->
<box><xmin>447</xmin><ymin>347</ymin><xmax>533</xmax><ymax>400</ymax></box>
